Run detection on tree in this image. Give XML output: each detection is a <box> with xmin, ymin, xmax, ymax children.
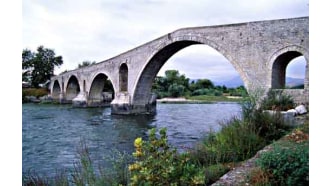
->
<box><xmin>195</xmin><ymin>79</ymin><xmax>214</xmax><ymax>89</ymax></box>
<box><xmin>77</xmin><ymin>60</ymin><xmax>96</xmax><ymax>68</ymax></box>
<box><xmin>22</xmin><ymin>46</ymin><xmax>63</xmax><ymax>88</ymax></box>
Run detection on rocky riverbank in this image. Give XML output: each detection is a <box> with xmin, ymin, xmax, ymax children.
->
<box><xmin>211</xmin><ymin>114</ymin><xmax>309</xmax><ymax>185</ymax></box>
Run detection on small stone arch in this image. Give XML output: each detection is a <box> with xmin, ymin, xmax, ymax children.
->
<box><xmin>119</xmin><ymin>63</ymin><xmax>128</xmax><ymax>92</ymax></box>
<box><xmin>269</xmin><ymin>45</ymin><xmax>308</xmax><ymax>89</ymax></box>
<box><xmin>65</xmin><ymin>75</ymin><xmax>80</xmax><ymax>101</ymax></box>
<box><xmin>52</xmin><ymin>80</ymin><xmax>61</xmax><ymax>100</ymax></box>
<box><xmin>88</xmin><ymin>73</ymin><xmax>115</xmax><ymax>105</ymax></box>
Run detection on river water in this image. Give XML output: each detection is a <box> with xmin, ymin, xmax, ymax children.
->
<box><xmin>22</xmin><ymin>102</ymin><xmax>242</xmax><ymax>177</ymax></box>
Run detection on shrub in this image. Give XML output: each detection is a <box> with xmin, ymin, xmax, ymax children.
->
<box><xmin>247</xmin><ymin>167</ymin><xmax>272</xmax><ymax>186</ymax></box>
<box><xmin>190</xmin><ymin>118</ymin><xmax>266</xmax><ymax>165</ymax></box>
<box><xmin>203</xmin><ymin>164</ymin><xmax>229</xmax><ymax>185</ymax></box>
<box><xmin>261</xmin><ymin>90</ymin><xmax>294</xmax><ymax>111</ymax></box>
<box><xmin>22</xmin><ymin>88</ymin><xmax>48</xmax><ymax>98</ymax></box>
<box><xmin>242</xmin><ymin>93</ymin><xmax>292</xmax><ymax>142</ymax></box>
<box><xmin>129</xmin><ymin>128</ymin><xmax>205</xmax><ymax>186</ymax></box>
<box><xmin>189</xmin><ymin>92</ymin><xmax>293</xmax><ymax>169</ymax></box>
<box><xmin>256</xmin><ymin>141</ymin><xmax>309</xmax><ymax>186</ymax></box>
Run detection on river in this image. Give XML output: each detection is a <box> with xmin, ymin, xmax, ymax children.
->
<box><xmin>22</xmin><ymin>102</ymin><xmax>242</xmax><ymax>177</ymax></box>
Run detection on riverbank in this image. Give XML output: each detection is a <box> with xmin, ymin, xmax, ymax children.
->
<box><xmin>211</xmin><ymin>114</ymin><xmax>308</xmax><ymax>185</ymax></box>
<box><xmin>157</xmin><ymin>95</ymin><xmax>244</xmax><ymax>103</ymax></box>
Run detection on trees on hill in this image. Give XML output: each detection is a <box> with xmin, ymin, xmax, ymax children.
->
<box><xmin>22</xmin><ymin>46</ymin><xmax>63</xmax><ymax>88</ymax></box>
<box><xmin>77</xmin><ymin>60</ymin><xmax>96</xmax><ymax>68</ymax></box>
<box><xmin>152</xmin><ymin>70</ymin><xmax>247</xmax><ymax>98</ymax></box>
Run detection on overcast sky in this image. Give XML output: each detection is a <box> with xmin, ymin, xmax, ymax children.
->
<box><xmin>22</xmin><ymin>0</ymin><xmax>309</xmax><ymax>82</ymax></box>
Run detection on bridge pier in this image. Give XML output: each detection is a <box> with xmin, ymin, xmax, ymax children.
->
<box><xmin>59</xmin><ymin>92</ymin><xmax>67</xmax><ymax>104</ymax></box>
<box><xmin>72</xmin><ymin>92</ymin><xmax>88</xmax><ymax>107</ymax></box>
<box><xmin>111</xmin><ymin>93</ymin><xmax>157</xmax><ymax>115</ymax></box>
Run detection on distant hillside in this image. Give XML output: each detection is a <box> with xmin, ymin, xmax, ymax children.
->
<box><xmin>285</xmin><ymin>77</ymin><xmax>304</xmax><ymax>87</ymax></box>
<box><xmin>214</xmin><ymin>76</ymin><xmax>244</xmax><ymax>88</ymax></box>
<box><xmin>213</xmin><ymin>75</ymin><xmax>304</xmax><ymax>88</ymax></box>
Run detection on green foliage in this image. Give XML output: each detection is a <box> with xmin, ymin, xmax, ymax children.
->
<box><xmin>194</xmin><ymin>79</ymin><xmax>214</xmax><ymax>90</ymax></box>
<box><xmin>22</xmin><ymin>170</ymin><xmax>69</xmax><ymax>186</ymax></box>
<box><xmin>168</xmin><ymin>83</ymin><xmax>186</xmax><ymax>97</ymax></box>
<box><xmin>71</xmin><ymin>141</ymin><xmax>97</xmax><ymax>185</ymax></box>
<box><xmin>22</xmin><ymin>46</ymin><xmax>63</xmax><ymax>88</ymax></box>
<box><xmin>242</xmin><ymin>91</ymin><xmax>292</xmax><ymax>142</ymax></box>
<box><xmin>152</xmin><ymin>69</ymin><xmax>248</xmax><ymax>99</ymax></box>
<box><xmin>261</xmin><ymin>90</ymin><xmax>295</xmax><ymax>111</ymax></box>
<box><xmin>129</xmin><ymin>128</ymin><xmax>205</xmax><ymax>186</ymax></box>
<box><xmin>203</xmin><ymin>164</ymin><xmax>230</xmax><ymax>185</ymax></box>
<box><xmin>23</xmin><ymin>88</ymin><xmax>49</xmax><ymax>102</ymax></box>
<box><xmin>77</xmin><ymin>60</ymin><xmax>96</xmax><ymax>68</ymax></box>
<box><xmin>256</xmin><ymin>141</ymin><xmax>309</xmax><ymax>186</ymax></box>
<box><xmin>190</xmin><ymin>118</ymin><xmax>266</xmax><ymax>165</ymax></box>
<box><xmin>189</xmin><ymin>91</ymin><xmax>293</xmax><ymax>170</ymax></box>
<box><xmin>152</xmin><ymin>70</ymin><xmax>190</xmax><ymax>98</ymax></box>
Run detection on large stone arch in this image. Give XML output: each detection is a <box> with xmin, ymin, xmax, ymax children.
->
<box><xmin>269</xmin><ymin>45</ymin><xmax>309</xmax><ymax>89</ymax></box>
<box><xmin>51</xmin><ymin>80</ymin><xmax>61</xmax><ymax>100</ymax></box>
<box><xmin>132</xmin><ymin>36</ymin><xmax>248</xmax><ymax>106</ymax></box>
<box><xmin>65</xmin><ymin>75</ymin><xmax>80</xmax><ymax>101</ymax></box>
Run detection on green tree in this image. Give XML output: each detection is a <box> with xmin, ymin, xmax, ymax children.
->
<box><xmin>168</xmin><ymin>83</ymin><xmax>185</xmax><ymax>97</ymax></box>
<box><xmin>195</xmin><ymin>79</ymin><xmax>214</xmax><ymax>89</ymax></box>
<box><xmin>152</xmin><ymin>70</ymin><xmax>190</xmax><ymax>98</ymax></box>
<box><xmin>22</xmin><ymin>46</ymin><xmax>63</xmax><ymax>88</ymax></box>
<box><xmin>77</xmin><ymin>60</ymin><xmax>96</xmax><ymax>68</ymax></box>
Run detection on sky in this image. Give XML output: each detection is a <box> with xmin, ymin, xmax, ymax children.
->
<box><xmin>22</xmin><ymin>0</ymin><xmax>309</xmax><ymax>82</ymax></box>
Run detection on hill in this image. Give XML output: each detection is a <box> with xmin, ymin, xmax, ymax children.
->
<box><xmin>213</xmin><ymin>75</ymin><xmax>304</xmax><ymax>88</ymax></box>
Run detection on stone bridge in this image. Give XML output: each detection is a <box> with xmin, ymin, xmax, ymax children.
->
<box><xmin>49</xmin><ymin>17</ymin><xmax>309</xmax><ymax>114</ymax></box>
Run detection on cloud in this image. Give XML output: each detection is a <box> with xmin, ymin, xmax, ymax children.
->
<box><xmin>22</xmin><ymin>0</ymin><xmax>309</xmax><ymax>81</ymax></box>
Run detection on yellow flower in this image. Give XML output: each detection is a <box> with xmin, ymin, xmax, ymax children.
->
<box><xmin>128</xmin><ymin>163</ymin><xmax>141</xmax><ymax>171</ymax></box>
<box><xmin>134</xmin><ymin>137</ymin><xmax>143</xmax><ymax>148</ymax></box>
<box><xmin>133</xmin><ymin>149</ymin><xmax>143</xmax><ymax>157</ymax></box>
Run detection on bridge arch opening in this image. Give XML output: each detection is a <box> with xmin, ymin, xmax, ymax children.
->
<box><xmin>271</xmin><ymin>51</ymin><xmax>307</xmax><ymax>89</ymax></box>
<box><xmin>89</xmin><ymin>73</ymin><xmax>114</xmax><ymax>106</ymax></box>
<box><xmin>119</xmin><ymin>63</ymin><xmax>128</xmax><ymax>92</ymax></box>
<box><xmin>66</xmin><ymin>75</ymin><xmax>80</xmax><ymax>101</ymax></box>
<box><xmin>52</xmin><ymin>80</ymin><xmax>61</xmax><ymax>100</ymax></box>
<box><xmin>133</xmin><ymin>40</ymin><xmax>245</xmax><ymax>106</ymax></box>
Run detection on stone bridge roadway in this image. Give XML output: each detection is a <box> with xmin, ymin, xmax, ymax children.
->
<box><xmin>49</xmin><ymin>17</ymin><xmax>309</xmax><ymax>114</ymax></box>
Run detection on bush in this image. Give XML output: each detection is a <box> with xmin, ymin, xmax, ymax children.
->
<box><xmin>242</xmin><ymin>93</ymin><xmax>292</xmax><ymax>142</ymax></box>
<box><xmin>129</xmin><ymin>128</ymin><xmax>205</xmax><ymax>186</ymax></box>
<box><xmin>261</xmin><ymin>90</ymin><xmax>294</xmax><ymax>111</ymax></box>
<box><xmin>189</xmin><ymin>92</ymin><xmax>293</xmax><ymax>169</ymax></box>
<box><xmin>22</xmin><ymin>88</ymin><xmax>48</xmax><ymax>98</ymax></box>
<box><xmin>190</xmin><ymin>118</ymin><xmax>266</xmax><ymax>165</ymax></box>
<box><xmin>203</xmin><ymin>164</ymin><xmax>229</xmax><ymax>185</ymax></box>
<box><xmin>256</xmin><ymin>141</ymin><xmax>309</xmax><ymax>186</ymax></box>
